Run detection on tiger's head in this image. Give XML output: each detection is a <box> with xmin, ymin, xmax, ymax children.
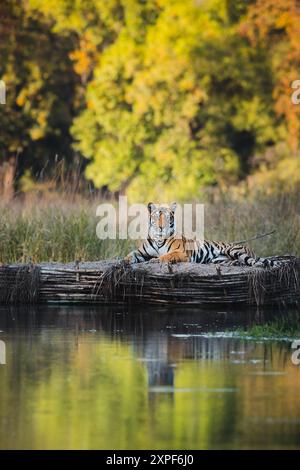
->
<box><xmin>148</xmin><ymin>202</ymin><xmax>177</xmax><ymax>240</ymax></box>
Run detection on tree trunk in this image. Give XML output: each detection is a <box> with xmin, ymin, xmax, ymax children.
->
<box><xmin>0</xmin><ymin>157</ymin><xmax>16</xmax><ymax>201</ymax></box>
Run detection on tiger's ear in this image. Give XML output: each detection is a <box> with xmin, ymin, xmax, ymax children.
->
<box><xmin>170</xmin><ymin>202</ymin><xmax>177</xmax><ymax>213</ymax></box>
<box><xmin>148</xmin><ymin>202</ymin><xmax>156</xmax><ymax>213</ymax></box>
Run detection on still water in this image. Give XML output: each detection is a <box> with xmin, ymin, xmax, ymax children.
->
<box><xmin>0</xmin><ymin>304</ymin><xmax>300</xmax><ymax>450</ymax></box>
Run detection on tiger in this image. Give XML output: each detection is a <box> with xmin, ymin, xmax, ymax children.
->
<box><xmin>124</xmin><ymin>202</ymin><xmax>279</xmax><ymax>267</ymax></box>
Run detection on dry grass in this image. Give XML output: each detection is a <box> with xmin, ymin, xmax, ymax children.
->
<box><xmin>204</xmin><ymin>192</ymin><xmax>300</xmax><ymax>258</ymax></box>
<box><xmin>0</xmin><ymin>191</ymin><xmax>299</xmax><ymax>264</ymax></box>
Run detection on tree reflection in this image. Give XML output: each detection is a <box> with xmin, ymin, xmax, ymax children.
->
<box><xmin>0</xmin><ymin>305</ymin><xmax>299</xmax><ymax>450</ymax></box>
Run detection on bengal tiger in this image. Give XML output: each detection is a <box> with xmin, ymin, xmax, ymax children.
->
<box><xmin>124</xmin><ymin>202</ymin><xmax>279</xmax><ymax>267</ymax></box>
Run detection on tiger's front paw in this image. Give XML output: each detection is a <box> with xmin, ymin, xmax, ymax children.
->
<box><xmin>158</xmin><ymin>253</ymin><xmax>186</xmax><ymax>263</ymax></box>
<box><xmin>124</xmin><ymin>254</ymin><xmax>134</xmax><ymax>264</ymax></box>
<box><xmin>158</xmin><ymin>254</ymin><xmax>173</xmax><ymax>263</ymax></box>
<box><xmin>149</xmin><ymin>257</ymin><xmax>160</xmax><ymax>263</ymax></box>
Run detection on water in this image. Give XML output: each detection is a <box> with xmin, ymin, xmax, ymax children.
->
<box><xmin>0</xmin><ymin>304</ymin><xmax>300</xmax><ymax>450</ymax></box>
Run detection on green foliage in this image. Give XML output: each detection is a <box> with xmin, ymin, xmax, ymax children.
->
<box><xmin>0</xmin><ymin>0</ymin><xmax>78</xmax><ymax>175</ymax></box>
<box><xmin>70</xmin><ymin>0</ymin><xmax>254</xmax><ymax>200</ymax></box>
<box><xmin>68</xmin><ymin>0</ymin><xmax>287</xmax><ymax>200</ymax></box>
<box><xmin>1</xmin><ymin>0</ymin><xmax>300</xmax><ymax>199</ymax></box>
<box><xmin>236</xmin><ymin>310</ymin><xmax>300</xmax><ymax>339</ymax></box>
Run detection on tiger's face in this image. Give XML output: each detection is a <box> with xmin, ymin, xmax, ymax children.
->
<box><xmin>148</xmin><ymin>202</ymin><xmax>177</xmax><ymax>240</ymax></box>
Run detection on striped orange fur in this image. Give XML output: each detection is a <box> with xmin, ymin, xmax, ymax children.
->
<box><xmin>124</xmin><ymin>203</ymin><xmax>279</xmax><ymax>267</ymax></box>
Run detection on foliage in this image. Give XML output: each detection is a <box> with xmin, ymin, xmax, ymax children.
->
<box><xmin>240</xmin><ymin>0</ymin><xmax>300</xmax><ymax>153</ymax></box>
<box><xmin>237</xmin><ymin>310</ymin><xmax>300</xmax><ymax>339</ymax></box>
<box><xmin>70</xmin><ymin>0</ymin><xmax>276</xmax><ymax>200</ymax></box>
<box><xmin>1</xmin><ymin>0</ymin><xmax>300</xmax><ymax>200</ymax></box>
<box><xmin>0</xmin><ymin>0</ymin><xmax>79</xmax><ymax>176</ymax></box>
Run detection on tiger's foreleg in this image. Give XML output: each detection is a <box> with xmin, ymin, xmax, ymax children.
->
<box><xmin>152</xmin><ymin>251</ymin><xmax>189</xmax><ymax>264</ymax></box>
<box><xmin>124</xmin><ymin>239</ymin><xmax>158</xmax><ymax>264</ymax></box>
<box><xmin>124</xmin><ymin>249</ymin><xmax>150</xmax><ymax>264</ymax></box>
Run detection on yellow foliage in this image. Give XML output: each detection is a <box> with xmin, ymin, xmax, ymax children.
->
<box><xmin>243</xmin><ymin>156</ymin><xmax>300</xmax><ymax>196</ymax></box>
<box><xmin>241</xmin><ymin>0</ymin><xmax>300</xmax><ymax>152</ymax></box>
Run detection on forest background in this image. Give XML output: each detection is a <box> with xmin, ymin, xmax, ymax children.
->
<box><xmin>0</xmin><ymin>0</ymin><xmax>299</xmax><ymax>262</ymax></box>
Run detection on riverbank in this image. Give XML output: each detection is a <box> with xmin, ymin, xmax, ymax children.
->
<box><xmin>0</xmin><ymin>257</ymin><xmax>299</xmax><ymax>307</ymax></box>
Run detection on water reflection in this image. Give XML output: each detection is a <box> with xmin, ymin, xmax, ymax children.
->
<box><xmin>0</xmin><ymin>305</ymin><xmax>299</xmax><ymax>449</ymax></box>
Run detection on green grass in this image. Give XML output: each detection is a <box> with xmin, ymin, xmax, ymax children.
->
<box><xmin>0</xmin><ymin>197</ymin><xmax>135</xmax><ymax>263</ymax></box>
<box><xmin>0</xmin><ymin>191</ymin><xmax>299</xmax><ymax>264</ymax></box>
<box><xmin>236</xmin><ymin>311</ymin><xmax>300</xmax><ymax>340</ymax></box>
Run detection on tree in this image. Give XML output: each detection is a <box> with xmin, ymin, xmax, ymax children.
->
<box><xmin>1</xmin><ymin>0</ymin><xmax>299</xmax><ymax>200</ymax></box>
<box><xmin>0</xmin><ymin>0</ymin><xmax>79</xmax><ymax>197</ymax></box>
<box><xmin>70</xmin><ymin>0</ymin><xmax>276</xmax><ymax>200</ymax></box>
<box><xmin>240</xmin><ymin>0</ymin><xmax>300</xmax><ymax>153</ymax></box>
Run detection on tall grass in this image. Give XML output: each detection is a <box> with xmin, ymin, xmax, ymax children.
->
<box><xmin>204</xmin><ymin>191</ymin><xmax>300</xmax><ymax>258</ymax></box>
<box><xmin>0</xmin><ymin>197</ymin><xmax>134</xmax><ymax>263</ymax></box>
<box><xmin>0</xmin><ymin>191</ymin><xmax>299</xmax><ymax>264</ymax></box>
